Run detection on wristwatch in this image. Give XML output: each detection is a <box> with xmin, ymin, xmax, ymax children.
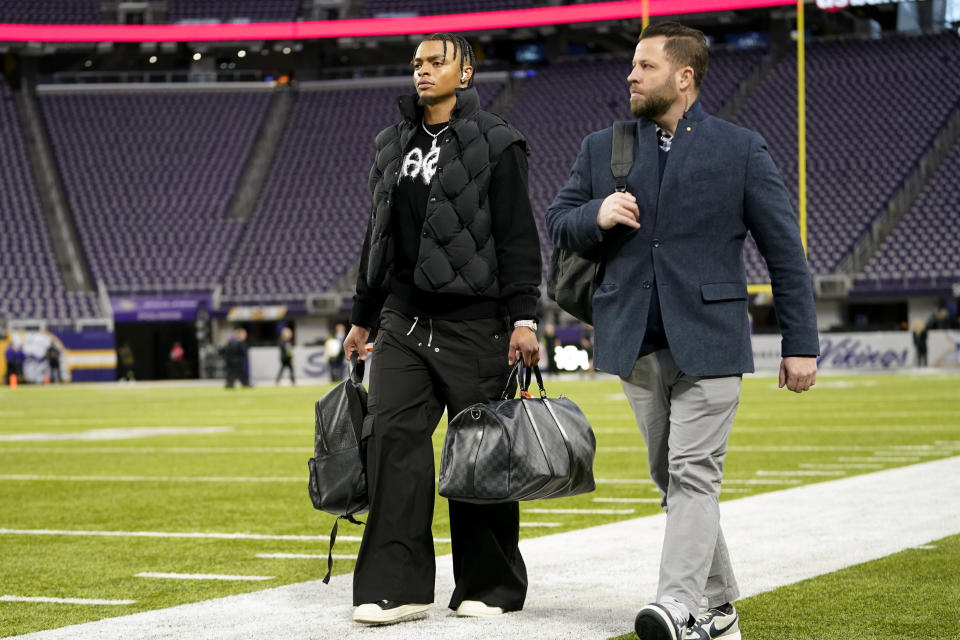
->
<box><xmin>513</xmin><ymin>319</ymin><xmax>538</xmax><ymax>333</ymax></box>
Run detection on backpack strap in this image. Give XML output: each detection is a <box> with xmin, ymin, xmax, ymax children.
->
<box><xmin>322</xmin><ymin>513</ymin><xmax>364</xmax><ymax>584</ymax></box>
<box><xmin>611</xmin><ymin>121</ymin><xmax>636</xmax><ymax>193</ymax></box>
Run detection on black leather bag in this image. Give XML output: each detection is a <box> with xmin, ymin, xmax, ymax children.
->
<box><xmin>307</xmin><ymin>354</ymin><xmax>368</xmax><ymax>582</ymax></box>
<box><xmin>547</xmin><ymin>246</ymin><xmax>603</xmax><ymax>325</ymax></box>
<box><xmin>547</xmin><ymin>121</ymin><xmax>635</xmax><ymax>324</ymax></box>
<box><xmin>438</xmin><ymin>364</ymin><xmax>596</xmax><ymax>503</ymax></box>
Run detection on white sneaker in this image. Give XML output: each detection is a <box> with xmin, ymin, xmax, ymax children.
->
<box><xmin>353</xmin><ymin>600</ymin><xmax>430</xmax><ymax>625</ymax></box>
<box><xmin>635</xmin><ymin>598</ymin><xmax>690</xmax><ymax>640</ymax></box>
<box><xmin>455</xmin><ymin>600</ymin><xmax>504</xmax><ymax>617</ymax></box>
<box><xmin>685</xmin><ymin>604</ymin><xmax>740</xmax><ymax>640</ymax></box>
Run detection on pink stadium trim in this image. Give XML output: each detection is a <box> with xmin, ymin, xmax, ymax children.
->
<box><xmin>0</xmin><ymin>0</ymin><xmax>793</xmax><ymax>43</ymax></box>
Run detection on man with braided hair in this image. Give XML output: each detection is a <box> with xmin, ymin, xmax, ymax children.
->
<box><xmin>343</xmin><ymin>33</ymin><xmax>542</xmax><ymax>626</ymax></box>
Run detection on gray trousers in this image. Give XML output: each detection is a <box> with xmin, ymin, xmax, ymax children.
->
<box><xmin>620</xmin><ymin>349</ymin><xmax>741</xmax><ymax>616</ymax></box>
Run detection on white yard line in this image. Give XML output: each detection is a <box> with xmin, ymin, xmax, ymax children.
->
<box><xmin>524</xmin><ymin>508</ymin><xmax>635</xmax><ymax>515</ymax></box>
<box><xmin>8</xmin><ymin>456</ymin><xmax>960</xmax><ymax>640</ymax></box>
<box><xmin>799</xmin><ymin>463</ymin><xmax>884</xmax><ymax>469</ymax></box>
<box><xmin>0</xmin><ymin>596</ymin><xmax>136</xmax><ymax>606</ymax></box>
<box><xmin>0</xmin><ymin>476</ymin><xmax>303</xmax><ymax>483</ymax></box>
<box><xmin>592</xmin><ymin>497</ymin><xmax>662</xmax><ymax>504</ymax></box>
<box><xmin>0</xmin><ymin>427</ymin><xmax>234</xmax><ymax>442</ymax></box>
<box><xmin>0</xmin><ymin>447</ymin><xmax>308</xmax><ymax>454</ymax></box>
<box><xmin>754</xmin><ymin>470</ymin><xmax>847</xmax><ymax>477</ymax></box>
<box><xmin>135</xmin><ymin>573</ymin><xmax>274</xmax><ymax>582</ymax></box>
<box><xmin>257</xmin><ymin>553</ymin><xmax>356</xmax><ymax>560</ymax></box>
<box><xmin>0</xmin><ymin>529</ymin><xmax>360</xmax><ymax>543</ymax></box>
<box><xmin>0</xmin><ymin>529</ymin><xmax>452</xmax><ymax>545</ymax></box>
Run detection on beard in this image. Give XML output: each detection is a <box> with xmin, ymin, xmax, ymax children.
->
<box><xmin>630</xmin><ymin>78</ymin><xmax>678</xmax><ymax>120</ymax></box>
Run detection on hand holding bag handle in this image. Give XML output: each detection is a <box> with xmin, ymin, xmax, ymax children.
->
<box><xmin>349</xmin><ymin>352</ymin><xmax>364</xmax><ymax>384</ymax></box>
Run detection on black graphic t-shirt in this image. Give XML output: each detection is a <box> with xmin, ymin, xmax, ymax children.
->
<box><xmin>393</xmin><ymin>121</ymin><xmax>447</xmax><ymax>285</ymax></box>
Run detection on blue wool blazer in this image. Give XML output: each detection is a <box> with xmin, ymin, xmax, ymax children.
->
<box><xmin>545</xmin><ymin>101</ymin><xmax>819</xmax><ymax>378</ymax></box>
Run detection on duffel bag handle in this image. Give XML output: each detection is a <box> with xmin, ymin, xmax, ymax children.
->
<box><xmin>499</xmin><ymin>361</ymin><xmax>524</xmax><ymax>400</ymax></box>
<box><xmin>521</xmin><ymin>365</ymin><xmax>548</xmax><ymax>400</ymax></box>
<box><xmin>349</xmin><ymin>353</ymin><xmax>364</xmax><ymax>383</ymax></box>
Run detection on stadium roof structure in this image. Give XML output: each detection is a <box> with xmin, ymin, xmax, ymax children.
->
<box><xmin>0</xmin><ymin>0</ymin><xmax>795</xmax><ymax>43</ymax></box>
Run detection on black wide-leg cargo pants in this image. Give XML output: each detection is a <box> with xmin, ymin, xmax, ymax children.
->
<box><xmin>352</xmin><ymin>308</ymin><xmax>528</xmax><ymax>612</ymax></box>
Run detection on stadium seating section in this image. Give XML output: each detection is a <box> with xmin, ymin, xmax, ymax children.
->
<box><xmin>0</xmin><ymin>79</ymin><xmax>100</xmax><ymax>321</ymax></box>
<box><xmin>0</xmin><ymin>1</ymin><xmax>300</xmax><ymax>24</ymax></box>
<box><xmin>854</xmin><ymin>136</ymin><xmax>960</xmax><ymax>294</ymax></box>
<box><xmin>736</xmin><ymin>32</ymin><xmax>960</xmax><ymax>282</ymax></box>
<box><xmin>364</xmin><ymin>0</ymin><xmax>534</xmax><ymax>17</ymax></box>
<box><xmin>165</xmin><ymin>0</ymin><xmax>300</xmax><ymax>24</ymax></box>
<box><xmin>2</xmin><ymin>33</ymin><xmax>959</xmax><ymax>322</ymax></box>
<box><xmin>0</xmin><ymin>2</ymin><xmax>101</xmax><ymax>24</ymax></box>
<box><xmin>40</xmin><ymin>91</ymin><xmax>271</xmax><ymax>295</ymax></box>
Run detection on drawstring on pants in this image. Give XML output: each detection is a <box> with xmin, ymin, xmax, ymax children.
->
<box><xmin>404</xmin><ymin>315</ymin><xmax>435</xmax><ymax>349</ymax></box>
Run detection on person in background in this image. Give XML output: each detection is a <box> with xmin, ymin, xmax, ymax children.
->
<box><xmin>324</xmin><ymin>324</ymin><xmax>346</xmax><ymax>383</ymax></box>
<box><xmin>276</xmin><ymin>326</ymin><xmax>296</xmax><ymax>385</ymax></box>
<box><xmin>118</xmin><ymin>343</ymin><xmax>136</xmax><ymax>382</ymax></box>
<box><xmin>4</xmin><ymin>340</ymin><xmax>22</xmax><ymax>386</ymax></box>
<box><xmin>912</xmin><ymin>320</ymin><xmax>929</xmax><ymax>367</ymax></box>
<box><xmin>542</xmin><ymin>323</ymin><xmax>559</xmax><ymax>375</ymax></box>
<box><xmin>223</xmin><ymin>328</ymin><xmax>249</xmax><ymax>389</ymax></box>
<box><xmin>45</xmin><ymin>343</ymin><xmax>62</xmax><ymax>383</ymax></box>
<box><xmin>169</xmin><ymin>342</ymin><xmax>185</xmax><ymax>379</ymax></box>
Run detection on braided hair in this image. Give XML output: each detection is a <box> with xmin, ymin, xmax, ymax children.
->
<box><xmin>421</xmin><ymin>32</ymin><xmax>476</xmax><ymax>87</ymax></box>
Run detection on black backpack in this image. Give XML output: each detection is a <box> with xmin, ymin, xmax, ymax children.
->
<box><xmin>307</xmin><ymin>354</ymin><xmax>368</xmax><ymax>583</ymax></box>
<box><xmin>547</xmin><ymin>121</ymin><xmax>636</xmax><ymax>324</ymax></box>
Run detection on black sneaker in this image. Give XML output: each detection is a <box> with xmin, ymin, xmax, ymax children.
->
<box><xmin>635</xmin><ymin>599</ymin><xmax>689</xmax><ymax>640</ymax></box>
<box><xmin>684</xmin><ymin>604</ymin><xmax>741</xmax><ymax>640</ymax></box>
<box><xmin>352</xmin><ymin>600</ymin><xmax>430</xmax><ymax>625</ymax></box>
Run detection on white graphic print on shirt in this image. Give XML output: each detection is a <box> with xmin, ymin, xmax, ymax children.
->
<box><xmin>401</xmin><ymin>144</ymin><xmax>440</xmax><ymax>186</ymax></box>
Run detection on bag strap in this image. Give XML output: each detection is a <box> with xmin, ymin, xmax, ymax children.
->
<box><xmin>611</xmin><ymin>121</ymin><xmax>636</xmax><ymax>193</ymax></box>
<box><xmin>322</xmin><ymin>513</ymin><xmax>364</xmax><ymax>584</ymax></box>
<box><xmin>348</xmin><ymin>353</ymin><xmax>364</xmax><ymax>384</ymax></box>
<box><xmin>499</xmin><ymin>361</ymin><xmax>525</xmax><ymax>400</ymax></box>
<box><xmin>524</xmin><ymin>365</ymin><xmax>580</xmax><ymax>499</ymax></box>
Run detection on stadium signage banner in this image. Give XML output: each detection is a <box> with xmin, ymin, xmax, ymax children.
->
<box><xmin>752</xmin><ymin>330</ymin><xmax>960</xmax><ymax>370</ymax></box>
<box><xmin>1</xmin><ymin>329</ymin><xmax>116</xmax><ymax>383</ymax></box>
<box><xmin>248</xmin><ymin>345</ymin><xmax>343</xmax><ymax>383</ymax></box>
<box><xmin>816</xmin><ymin>0</ymin><xmax>909</xmax><ymax>10</ymax></box>
<box><xmin>111</xmin><ymin>295</ymin><xmax>211</xmax><ymax>322</ymax></box>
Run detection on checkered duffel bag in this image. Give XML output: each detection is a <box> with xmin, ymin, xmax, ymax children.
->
<box><xmin>439</xmin><ymin>364</ymin><xmax>596</xmax><ymax>503</ymax></box>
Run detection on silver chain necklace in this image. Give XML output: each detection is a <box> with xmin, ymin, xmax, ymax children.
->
<box><xmin>421</xmin><ymin>120</ymin><xmax>450</xmax><ymax>151</ymax></box>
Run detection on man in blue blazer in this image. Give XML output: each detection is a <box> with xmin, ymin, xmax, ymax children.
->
<box><xmin>546</xmin><ymin>22</ymin><xmax>819</xmax><ymax>640</ymax></box>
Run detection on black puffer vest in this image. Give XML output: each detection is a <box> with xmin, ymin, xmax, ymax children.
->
<box><xmin>365</xmin><ymin>87</ymin><xmax>526</xmax><ymax>297</ymax></box>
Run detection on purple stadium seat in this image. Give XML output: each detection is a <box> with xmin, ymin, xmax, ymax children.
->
<box><xmin>736</xmin><ymin>33</ymin><xmax>960</xmax><ymax>283</ymax></box>
<box><xmin>365</xmin><ymin>0</ymin><xmax>533</xmax><ymax>17</ymax></box>
<box><xmin>40</xmin><ymin>90</ymin><xmax>272</xmax><ymax>296</ymax></box>
<box><xmin>853</xmin><ymin>137</ymin><xmax>960</xmax><ymax>294</ymax></box>
<box><xmin>0</xmin><ymin>78</ymin><xmax>100</xmax><ymax>321</ymax></box>
<box><xmin>166</xmin><ymin>1</ymin><xmax>300</xmax><ymax>23</ymax></box>
<box><xmin>0</xmin><ymin>2</ymin><xmax>100</xmax><ymax>24</ymax></box>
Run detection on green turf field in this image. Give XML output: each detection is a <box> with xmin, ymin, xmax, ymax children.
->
<box><xmin>1</xmin><ymin>373</ymin><xmax>958</xmax><ymax>637</ymax></box>
<box><xmin>611</xmin><ymin>531</ymin><xmax>960</xmax><ymax>640</ymax></box>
